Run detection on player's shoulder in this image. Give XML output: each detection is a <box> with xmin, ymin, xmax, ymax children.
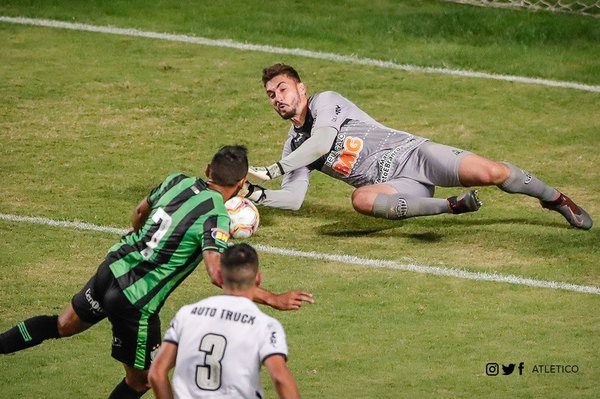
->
<box><xmin>253</xmin><ymin>307</ymin><xmax>284</xmax><ymax>330</ymax></box>
<box><xmin>164</xmin><ymin>171</ymin><xmax>189</xmax><ymax>181</ymax></box>
<box><xmin>312</xmin><ymin>90</ymin><xmax>346</xmax><ymax>103</ymax></box>
<box><xmin>311</xmin><ymin>91</ymin><xmax>354</xmax><ymax>112</ymax></box>
<box><xmin>176</xmin><ymin>295</ymin><xmax>219</xmax><ymax>315</ymax></box>
<box><xmin>156</xmin><ymin>172</ymin><xmax>192</xmax><ymax>188</ymax></box>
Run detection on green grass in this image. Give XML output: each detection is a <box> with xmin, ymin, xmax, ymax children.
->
<box><xmin>1</xmin><ymin>0</ymin><xmax>599</xmax><ymax>84</ymax></box>
<box><xmin>0</xmin><ymin>1</ymin><xmax>599</xmax><ymax>398</ymax></box>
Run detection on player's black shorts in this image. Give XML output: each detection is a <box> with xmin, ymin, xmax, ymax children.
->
<box><xmin>72</xmin><ymin>261</ymin><xmax>162</xmax><ymax>370</ymax></box>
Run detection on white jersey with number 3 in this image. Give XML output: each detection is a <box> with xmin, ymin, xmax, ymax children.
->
<box><xmin>163</xmin><ymin>295</ymin><xmax>289</xmax><ymax>399</ymax></box>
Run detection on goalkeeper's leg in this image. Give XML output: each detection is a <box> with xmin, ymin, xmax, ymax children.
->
<box><xmin>460</xmin><ymin>155</ymin><xmax>592</xmax><ymax>229</ymax></box>
<box><xmin>354</xmin><ymin>180</ymin><xmax>482</xmax><ymax>219</ymax></box>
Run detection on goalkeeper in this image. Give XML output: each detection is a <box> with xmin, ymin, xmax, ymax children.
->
<box><xmin>243</xmin><ymin>63</ymin><xmax>592</xmax><ymax>230</ymax></box>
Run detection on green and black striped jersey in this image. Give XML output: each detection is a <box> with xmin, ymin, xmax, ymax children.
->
<box><xmin>106</xmin><ymin>173</ymin><xmax>231</xmax><ymax>313</ymax></box>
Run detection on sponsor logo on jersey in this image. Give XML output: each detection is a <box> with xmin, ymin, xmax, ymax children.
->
<box><xmin>211</xmin><ymin>228</ymin><xmax>230</xmax><ymax>245</ymax></box>
<box><xmin>375</xmin><ymin>146</ymin><xmax>403</xmax><ymax>184</ymax></box>
<box><xmin>329</xmin><ymin>135</ymin><xmax>364</xmax><ymax>176</ymax></box>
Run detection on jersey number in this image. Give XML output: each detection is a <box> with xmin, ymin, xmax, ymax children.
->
<box><xmin>196</xmin><ymin>333</ymin><xmax>227</xmax><ymax>391</ymax></box>
<box><xmin>140</xmin><ymin>208</ymin><xmax>172</xmax><ymax>260</ymax></box>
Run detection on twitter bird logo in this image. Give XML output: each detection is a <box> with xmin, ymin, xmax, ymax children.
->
<box><xmin>502</xmin><ymin>364</ymin><xmax>515</xmax><ymax>375</ymax></box>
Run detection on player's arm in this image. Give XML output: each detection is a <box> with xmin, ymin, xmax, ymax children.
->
<box><xmin>242</xmin><ymin>167</ymin><xmax>310</xmax><ymax>211</ymax></box>
<box><xmin>264</xmin><ymin>354</ymin><xmax>300</xmax><ymax>399</ymax></box>
<box><xmin>251</xmin><ymin>286</ymin><xmax>314</xmax><ymax>311</ymax></box>
<box><xmin>148</xmin><ymin>341</ymin><xmax>177</xmax><ymax>399</ymax></box>
<box><xmin>204</xmin><ymin>249</ymin><xmax>313</xmax><ymax>309</ymax></box>
<box><xmin>130</xmin><ymin>197</ymin><xmax>152</xmax><ymax>232</ymax></box>
<box><xmin>203</xmin><ymin>249</ymin><xmax>223</xmax><ymax>287</ymax></box>
<box><xmin>248</xmin><ymin>126</ymin><xmax>337</xmax><ymax>181</ymax></box>
<box><xmin>242</xmin><ymin>135</ymin><xmax>311</xmax><ymax>209</ymax></box>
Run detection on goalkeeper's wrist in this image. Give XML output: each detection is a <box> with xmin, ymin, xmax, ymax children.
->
<box><xmin>246</xmin><ymin>183</ymin><xmax>266</xmax><ymax>203</ymax></box>
<box><xmin>266</xmin><ymin>162</ymin><xmax>285</xmax><ymax>180</ymax></box>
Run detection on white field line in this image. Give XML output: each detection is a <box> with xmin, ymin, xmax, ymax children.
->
<box><xmin>1</xmin><ymin>16</ymin><xmax>599</xmax><ymax>93</ymax></box>
<box><xmin>1</xmin><ymin>213</ymin><xmax>599</xmax><ymax>296</ymax></box>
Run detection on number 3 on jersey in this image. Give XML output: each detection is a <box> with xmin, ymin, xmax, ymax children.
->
<box><xmin>196</xmin><ymin>334</ymin><xmax>227</xmax><ymax>391</ymax></box>
<box><xmin>141</xmin><ymin>208</ymin><xmax>172</xmax><ymax>260</ymax></box>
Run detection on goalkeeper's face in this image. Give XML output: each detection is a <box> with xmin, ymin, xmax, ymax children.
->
<box><xmin>265</xmin><ymin>74</ymin><xmax>306</xmax><ymax>121</ymax></box>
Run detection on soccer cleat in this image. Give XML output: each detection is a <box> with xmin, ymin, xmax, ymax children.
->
<box><xmin>540</xmin><ymin>193</ymin><xmax>593</xmax><ymax>230</ymax></box>
<box><xmin>447</xmin><ymin>190</ymin><xmax>483</xmax><ymax>214</ymax></box>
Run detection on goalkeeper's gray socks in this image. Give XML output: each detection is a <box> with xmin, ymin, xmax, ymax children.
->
<box><xmin>373</xmin><ymin>191</ymin><xmax>483</xmax><ymax>219</ymax></box>
<box><xmin>373</xmin><ymin>194</ymin><xmax>450</xmax><ymax>219</ymax></box>
<box><xmin>497</xmin><ymin>162</ymin><xmax>558</xmax><ymax>201</ymax></box>
<box><xmin>0</xmin><ymin>315</ymin><xmax>59</xmax><ymax>354</ymax></box>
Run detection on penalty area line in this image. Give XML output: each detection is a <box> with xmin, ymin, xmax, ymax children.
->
<box><xmin>0</xmin><ymin>16</ymin><xmax>599</xmax><ymax>93</ymax></box>
<box><xmin>1</xmin><ymin>213</ymin><xmax>599</xmax><ymax>296</ymax></box>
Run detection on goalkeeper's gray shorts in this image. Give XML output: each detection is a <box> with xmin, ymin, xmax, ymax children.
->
<box><xmin>384</xmin><ymin>141</ymin><xmax>472</xmax><ymax>197</ymax></box>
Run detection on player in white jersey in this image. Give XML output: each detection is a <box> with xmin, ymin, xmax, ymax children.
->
<box><xmin>148</xmin><ymin>243</ymin><xmax>300</xmax><ymax>399</ymax></box>
<box><xmin>243</xmin><ymin>63</ymin><xmax>592</xmax><ymax>230</ymax></box>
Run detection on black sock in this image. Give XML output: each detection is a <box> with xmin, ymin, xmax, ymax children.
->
<box><xmin>0</xmin><ymin>315</ymin><xmax>60</xmax><ymax>354</ymax></box>
<box><xmin>108</xmin><ymin>378</ymin><xmax>147</xmax><ymax>399</ymax></box>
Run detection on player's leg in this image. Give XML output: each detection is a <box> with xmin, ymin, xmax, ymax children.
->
<box><xmin>104</xmin><ymin>283</ymin><xmax>161</xmax><ymax>398</ymax></box>
<box><xmin>459</xmin><ymin>154</ymin><xmax>592</xmax><ymax>229</ymax></box>
<box><xmin>0</xmin><ymin>314</ymin><xmax>62</xmax><ymax>354</ymax></box>
<box><xmin>358</xmin><ymin>142</ymin><xmax>482</xmax><ymax>220</ymax></box>
<box><xmin>108</xmin><ymin>366</ymin><xmax>149</xmax><ymax>399</ymax></box>
<box><xmin>354</xmin><ymin>179</ymin><xmax>477</xmax><ymax>219</ymax></box>
<box><xmin>0</xmin><ymin>270</ymin><xmax>104</xmax><ymax>355</ymax></box>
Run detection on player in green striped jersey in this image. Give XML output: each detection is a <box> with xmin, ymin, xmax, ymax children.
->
<box><xmin>0</xmin><ymin>145</ymin><xmax>314</xmax><ymax>398</ymax></box>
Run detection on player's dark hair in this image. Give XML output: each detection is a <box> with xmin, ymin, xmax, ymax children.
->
<box><xmin>262</xmin><ymin>63</ymin><xmax>301</xmax><ymax>86</ymax></box>
<box><xmin>210</xmin><ymin>145</ymin><xmax>248</xmax><ymax>186</ymax></box>
<box><xmin>221</xmin><ymin>243</ymin><xmax>259</xmax><ymax>289</ymax></box>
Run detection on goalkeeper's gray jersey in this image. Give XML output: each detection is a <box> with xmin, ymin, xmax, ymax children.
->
<box><xmin>283</xmin><ymin>91</ymin><xmax>428</xmax><ymax>188</ymax></box>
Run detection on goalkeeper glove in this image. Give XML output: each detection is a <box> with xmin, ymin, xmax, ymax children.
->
<box><xmin>247</xmin><ymin>162</ymin><xmax>284</xmax><ymax>182</ymax></box>
<box><xmin>239</xmin><ymin>181</ymin><xmax>266</xmax><ymax>203</ymax></box>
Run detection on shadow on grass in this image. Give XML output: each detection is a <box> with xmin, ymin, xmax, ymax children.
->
<box><xmin>259</xmin><ymin>200</ymin><xmax>577</xmax><ymax>237</ymax></box>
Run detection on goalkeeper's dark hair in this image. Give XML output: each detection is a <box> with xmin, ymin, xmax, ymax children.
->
<box><xmin>210</xmin><ymin>145</ymin><xmax>248</xmax><ymax>186</ymax></box>
<box><xmin>262</xmin><ymin>63</ymin><xmax>301</xmax><ymax>86</ymax></box>
<box><xmin>221</xmin><ymin>243</ymin><xmax>259</xmax><ymax>290</ymax></box>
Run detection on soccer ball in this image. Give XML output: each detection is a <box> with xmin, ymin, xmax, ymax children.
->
<box><xmin>224</xmin><ymin>196</ymin><xmax>260</xmax><ymax>239</ymax></box>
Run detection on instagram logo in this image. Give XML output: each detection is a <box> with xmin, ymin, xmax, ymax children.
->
<box><xmin>486</xmin><ymin>363</ymin><xmax>499</xmax><ymax>376</ymax></box>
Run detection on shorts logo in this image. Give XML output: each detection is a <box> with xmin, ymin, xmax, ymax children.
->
<box><xmin>85</xmin><ymin>288</ymin><xmax>104</xmax><ymax>313</ymax></box>
<box><xmin>150</xmin><ymin>344</ymin><xmax>160</xmax><ymax>361</ymax></box>
<box><xmin>211</xmin><ymin>228</ymin><xmax>230</xmax><ymax>245</ymax></box>
<box><xmin>112</xmin><ymin>337</ymin><xmax>122</xmax><ymax>348</ymax></box>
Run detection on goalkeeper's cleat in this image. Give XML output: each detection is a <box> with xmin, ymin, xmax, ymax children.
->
<box><xmin>540</xmin><ymin>193</ymin><xmax>593</xmax><ymax>230</ymax></box>
<box><xmin>447</xmin><ymin>190</ymin><xmax>482</xmax><ymax>214</ymax></box>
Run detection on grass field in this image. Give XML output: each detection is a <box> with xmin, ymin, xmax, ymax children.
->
<box><xmin>1</xmin><ymin>1</ymin><xmax>599</xmax><ymax>398</ymax></box>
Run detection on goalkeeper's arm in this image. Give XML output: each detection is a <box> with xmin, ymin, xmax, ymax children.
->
<box><xmin>242</xmin><ymin>168</ymin><xmax>310</xmax><ymax>211</ymax></box>
<box><xmin>248</xmin><ymin>126</ymin><xmax>337</xmax><ymax>181</ymax></box>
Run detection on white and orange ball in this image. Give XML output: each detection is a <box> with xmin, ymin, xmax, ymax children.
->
<box><xmin>224</xmin><ymin>197</ymin><xmax>260</xmax><ymax>239</ymax></box>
